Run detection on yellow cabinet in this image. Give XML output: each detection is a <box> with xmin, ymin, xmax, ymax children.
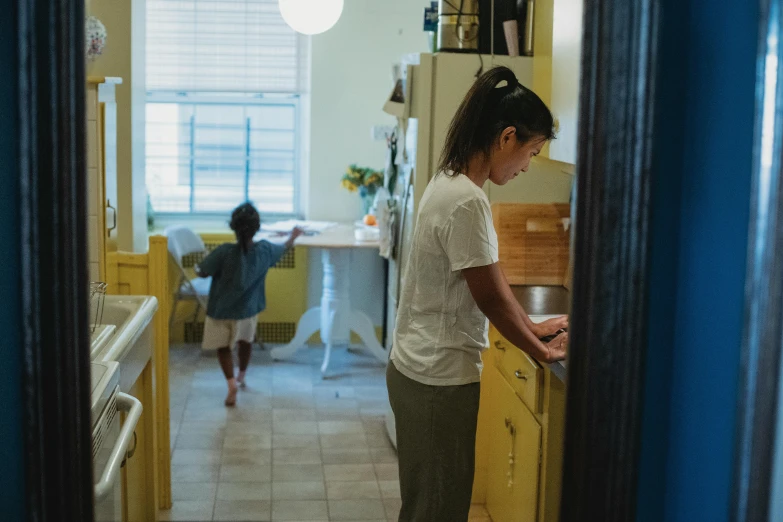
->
<box><xmin>476</xmin><ymin>325</ymin><xmax>566</xmax><ymax>522</ymax></box>
<box><xmin>486</xmin><ymin>365</ymin><xmax>542</xmax><ymax>522</ymax></box>
<box><xmin>121</xmin><ymin>363</ymin><xmax>157</xmax><ymax>522</ymax></box>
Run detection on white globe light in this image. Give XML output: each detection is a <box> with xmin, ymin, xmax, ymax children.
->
<box><xmin>279</xmin><ymin>0</ymin><xmax>344</xmax><ymax>35</ymax></box>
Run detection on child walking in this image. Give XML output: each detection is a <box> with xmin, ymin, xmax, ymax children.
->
<box><xmin>196</xmin><ymin>203</ymin><xmax>303</xmax><ymax>406</ymax></box>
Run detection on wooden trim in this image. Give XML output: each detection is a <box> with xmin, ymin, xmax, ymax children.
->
<box><xmin>731</xmin><ymin>1</ymin><xmax>783</xmax><ymax>519</ymax></box>
<box><xmin>17</xmin><ymin>0</ymin><xmax>94</xmax><ymax>518</ymax></box>
<box><xmin>560</xmin><ymin>0</ymin><xmax>659</xmax><ymax>519</ymax></box>
<box><xmin>149</xmin><ymin>236</ymin><xmax>172</xmax><ymax>509</ymax></box>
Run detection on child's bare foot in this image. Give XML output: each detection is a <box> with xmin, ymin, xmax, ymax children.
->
<box><xmin>237</xmin><ymin>371</ymin><xmax>247</xmax><ymax>388</ymax></box>
<box><xmin>225</xmin><ymin>378</ymin><xmax>238</xmax><ymax>406</ymax></box>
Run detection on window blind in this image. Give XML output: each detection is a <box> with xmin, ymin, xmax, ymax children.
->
<box><xmin>146</xmin><ymin>0</ymin><xmax>307</xmax><ymax>93</ymax></box>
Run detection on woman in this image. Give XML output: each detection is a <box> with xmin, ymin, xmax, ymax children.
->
<box><xmin>387</xmin><ymin>66</ymin><xmax>569</xmax><ymax>521</ymax></box>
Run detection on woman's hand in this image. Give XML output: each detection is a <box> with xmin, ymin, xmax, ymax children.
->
<box><xmin>545</xmin><ymin>331</ymin><xmax>568</xmax><ymax>363</ymax></box>
<box><xmin>533</xmin><ymin>315</ymin><xmax>569</xmax><ymax>338</ymax></box>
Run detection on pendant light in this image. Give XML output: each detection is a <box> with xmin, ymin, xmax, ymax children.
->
<box><xmin>278</xmin><ymin>0</ymin><xmax>344</xmax><ymax>35</ymax></box>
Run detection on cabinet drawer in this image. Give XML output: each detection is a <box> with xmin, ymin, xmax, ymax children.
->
<box><xmin>492</xmin><ymin>336</ymin><xmax>543</xmax><ymax>413</ymax></box>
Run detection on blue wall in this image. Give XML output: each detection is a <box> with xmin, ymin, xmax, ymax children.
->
<box><xmin>0</xmin><ymin>10</ymin><xmax>25</xmax><ymax>522</ymax></box>
<box><xmin>637</xmin><ymin>1</ymin><xmax>758</xmax><ymax>521</ymax></box>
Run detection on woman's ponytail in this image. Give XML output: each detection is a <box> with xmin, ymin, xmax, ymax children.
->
<box><xmin>438</xmin><ymin>66</ymin><xmax>554</xmax><ymax>175</ymax></box>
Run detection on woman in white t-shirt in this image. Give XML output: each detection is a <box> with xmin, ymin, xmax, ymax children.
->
<box><xmin>387</xmin><ymin>66</ymin><xmax>569</xmax><ymax>522</ymax></box>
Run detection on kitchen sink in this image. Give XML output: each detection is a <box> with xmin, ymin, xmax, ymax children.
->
<box><xmin>510</xmin><ymin>285</ymin><xmax>570</xmax><ymax>316</ymax></box>
<box><xmin>92</xmin><ymin>295</ymin><xmax>158</xmax><ymax>392</ymax></box>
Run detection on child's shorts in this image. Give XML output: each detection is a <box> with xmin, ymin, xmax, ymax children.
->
<box><xmin>202</xmin><ymin>315</ymin><xmax>258</xmax><ymax>350</ymax></box>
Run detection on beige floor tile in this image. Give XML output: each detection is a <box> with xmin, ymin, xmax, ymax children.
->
<box><xmin>377</xmin><ymin>480</ymin><xmax>400</xmax><ymax>499</ymax></box>
<box><xmin>226</xmin><ymin>422</ymin><xmax>273</xmax><ymax>437</ymax></box>
<box><xmin>216</xmin><ymin>482</ymin><xmax>272</xmax><ymax>501</ymax></box>
<box><xmin>319</xmin><ymin>433</ymin><xmax>368</xmax><ymax>449</ymax></box>
<box><xmin>366</xmin><ymin>432</ymin><xmax>394</xmax><ymax>449</ymax></box>
<box><xmin>326</xmin><ymin>481</ymin><xmax>381</xmax><ymax>500</ymax></box>
<box><xmin>175</xmin><ymin>431</ymin><xmax>224</xmax><ymax>450</ymax></box>
<box><xmin>225</xmin><ymin>433</ymin><xmax>273</xmax><ymax>450</ymax></box>
<box><xmin>183</xmin><ymin>407</ymin><xmax>230</xmax><ymax>422</ymax></box>
<box><xmin>172</xmin><ymin>448</ymin><xmax>222</xmax><ymax>466</ymax></box>
<box><xmin>274</xmin><ymin>420</ymin><xmax>319</xmax><ymax>436</ymax></box>
<box><xmin>273</xmin><ymin>409</ymin><xmax>317</xmax><ymax>423</ymax></box>
<box><xmin>324</xmin><ymin>464</ymin><xmax>376</xmax><ymax>482</ymax></box>
<box><xmin>373</xmin><ymin>463</ymin><xmax>399</xmax><ymax>481</ymax></box>
<box><xmin>273</xmin><ymin>464</ymin><xmax>324</xmax><ymax>483</ymax></box>
<box><xmin>273</xmin><ymin>448</ymin><xmax>323</xmax><ymax>465</ymax></box>
<box><xmin>220</xmin><ymin>463</ymin><xmax>273</xmax><ymax>482</ymax></box>
<box><xmin>271</xmin><ymin>500</ymin><xmax>329</xmax><ymax>521</ymax></box>
<box><xmin>369</xmin><ymin>447</ymin><xmax>397</xmax><ymax>464</ymax></box>
<box><xmin>317</xmin><ymin>421</ymin><xmax>364</xmax><ymax>435</ymax></box>
<box><xmin>272</xmin><ymin>433</ymin><xmax>320</xmax><ymax>449</ymax></box>
<box><xmin>222</xmin><ymin>448</ymin><xmax>273</xmax><ymax>466</ymax></box>
<box><xmin>328</xmin><ymin>499</ymin><xmax>387</xmax><ymax>520</ymax></box>
<box><xmin>178</xmin><ymin>421</ymin><xmax>226</xmax><ymax>436</ymax></box>
<box><xmin>171</xmin><ymin>481</ymin><xmax>218</xmax><ymax>501</ymax></box>
<box><xmin>158</xmin><ymin>500</ymin><xmax>214</xmax><ymax>521</ymax></box>
<box><xmin>272</xmin><ymin>396</ymin><xmax>316</xmax><ymax>410</ymax></box>
<box><xmin>171</xmin><ymin>464</ymin><xmax>220</xmax><ymax>483</ymax></box>
<box><xmin>383</xmin><ymin>498</ymin><xmax>402</xmax><ymax>520</ymax></box>
<box><xmin>320</xmin><ymin>448</ymin><xmax>373</xmax><ymax>465</ymax></box>
<box><xmin>213</xmin><ymin>500</ymin><xmax>271</xmax><ymax>521</ymax></box>
<box><xmin>272</xmin><ymin>481</ymin><xmax>326</xmax><ymax>500</ymax></box>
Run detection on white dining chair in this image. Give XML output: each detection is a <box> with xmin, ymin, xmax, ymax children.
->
<box><xmin>164</xmin><ymin>225</ymin><xmax>211</xmax><ymax>329</ymax></box>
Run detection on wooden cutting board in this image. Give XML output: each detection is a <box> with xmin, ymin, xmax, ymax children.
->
<box><xmin>492</xmin><ymin>203</ymin><xmax>571</xmax><ymax>286</ymax></box>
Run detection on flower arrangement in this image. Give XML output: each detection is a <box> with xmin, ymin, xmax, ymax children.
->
<box><xmin>85</xmin><ymin>16</ymin><xmax>107</xmax><ymax>62</ymax></box>
<box><xmin>341</xmin><ymin>165</ymin><xmax>384</xmax><ymax>215</ymax></box>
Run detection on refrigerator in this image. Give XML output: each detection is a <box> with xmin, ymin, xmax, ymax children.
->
<box><xmin>383</xmin><ymin>53</ymin><xmax>535</xmax><ymax>448</ymax></box>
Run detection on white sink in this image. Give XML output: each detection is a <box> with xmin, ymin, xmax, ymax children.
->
<box><xmin>90</xmin><ymin>324</ymin><xmax>117</xmax><ymax>360</ymax></box>
<box><xmin>93</xmin><ymin>295</ymin><xmax>158</xmax><ymax>392</ymax></box>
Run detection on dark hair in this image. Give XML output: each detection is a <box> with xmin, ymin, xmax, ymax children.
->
<box><xmin>230</xmin><ymin>202</ymin><xmax>261</xmax><ymax>253</ymax></box>
<box><xmin>438</xmin><ymin>66</ymin><xmax>555</xmax><ymax>175</ymax></box>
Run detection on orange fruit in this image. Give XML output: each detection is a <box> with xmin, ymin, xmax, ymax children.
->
<box><xmin>363</xmin><ymin>214</ymin><xmax>377</xmax><ymax>226</ymax></box>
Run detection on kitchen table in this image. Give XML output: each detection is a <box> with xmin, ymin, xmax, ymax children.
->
<box><xmin>270</xmin><ymin>224</ymin><xmax>387</xmax><ymax>376</ymax></box>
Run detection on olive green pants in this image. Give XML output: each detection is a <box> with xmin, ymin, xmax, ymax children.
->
<box><xmin>386</xmin><ymin>361</ymin><xmax>480</xmax><ymax>522</ymax></box>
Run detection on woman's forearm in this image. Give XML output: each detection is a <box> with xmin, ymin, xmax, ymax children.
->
<box><xmin>479</xmin><ymin>295</ymin><xmax>551</xmax><ymax>362</ymax></box>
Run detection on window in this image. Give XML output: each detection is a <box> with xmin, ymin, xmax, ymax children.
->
<box><xmin>145</xmin><ymin>0</ymin><xmax>307</xmax><ymax>216</ymax></box>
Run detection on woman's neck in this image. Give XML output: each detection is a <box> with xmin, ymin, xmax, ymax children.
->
<box><xmin>463</xmin><ymin>155</ymin><xmax>491</xmax><ymax>188</ymax></box>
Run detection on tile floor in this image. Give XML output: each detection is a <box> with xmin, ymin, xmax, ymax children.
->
<box><xmin>162</xmin><ymin>343</ymin><xmax>492</xmax><ymax>522</ymax></box>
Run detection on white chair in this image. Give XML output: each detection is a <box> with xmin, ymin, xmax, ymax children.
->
<box><xmin>165</xmin><ymin>225</ymin><xmax>211</xmax><ymax>329</ymax></box>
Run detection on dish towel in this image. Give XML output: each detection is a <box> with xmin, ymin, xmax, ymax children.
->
<box><xmin>376</xmin><ymin>188</ymin><xmax>396</xmax><ymax>259</ymax></box>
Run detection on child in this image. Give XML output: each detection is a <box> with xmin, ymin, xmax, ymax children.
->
<box><xmin>196</xmin><ymin>203</ymin><xmax>303</xmax><ymax>406</ymax></box>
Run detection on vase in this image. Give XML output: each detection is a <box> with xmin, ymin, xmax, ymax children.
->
<box><xmin>361</xmin><ymin>194</ymin><xmax>374</xmax><ymax>216</ymax></box>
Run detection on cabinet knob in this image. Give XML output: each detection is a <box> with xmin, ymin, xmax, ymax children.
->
<box><xmin>514</xmin><ymin>370</ymin><xmax>528</xmax><ymax>380</ymax></box>
<box><xmin>494</xmin><ymin>340</ymin><xmax>506</xmax><ymax>351</ymax></box>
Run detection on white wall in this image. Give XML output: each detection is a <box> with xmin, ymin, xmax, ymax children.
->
<box><xmin>305</xmin><ymin>0</ymin><xmax>431</xmax><ymax>326</ymax></box>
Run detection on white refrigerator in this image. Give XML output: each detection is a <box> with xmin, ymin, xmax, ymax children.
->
<box><xmin>383</xmin><ymin>53</ymin><xmax>535</xmax><ymax>447</ymax></box>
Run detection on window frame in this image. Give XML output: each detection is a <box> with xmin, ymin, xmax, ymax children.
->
<box><xmin>145</xmin><ymin>90</ymin><xmax>303</xmax><ymax>220</ymax></box>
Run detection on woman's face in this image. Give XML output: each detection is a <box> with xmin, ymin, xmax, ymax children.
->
<box><xmin>488</xmin><ymin>128</ymin><xmax>547</xmax><ymax>186</ymax></box>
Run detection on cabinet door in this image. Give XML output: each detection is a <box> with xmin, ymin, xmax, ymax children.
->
<box><xmin>486</xmin><ymin>367</ymin><xmax>543</xmax><ymax>522</ymax></box>
<box><xmin>548</xmin><ymin>0</ymin><xmax>584</xmax><ymax>164</ymax></box>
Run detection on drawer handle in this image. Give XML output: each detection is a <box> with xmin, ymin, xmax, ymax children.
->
<box><xmin>494</xmin><ymin>340</ymin><xmax>506</xmax><ymax>351</ymax></box>
<box><xmin>514</xmin><ymin>370</ymin><xmax>528</xmax><ymax>381</ymax></box>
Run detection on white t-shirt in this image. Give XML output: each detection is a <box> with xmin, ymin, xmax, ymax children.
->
<box><xmin>390</xmin><ymin>172</ymin><xmax>499</xmax><ymax>386</ymax></box>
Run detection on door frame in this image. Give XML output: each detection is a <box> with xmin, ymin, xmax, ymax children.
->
<box><xmin>14</xmin><ymin>0</ymin><xmax>94</xmax><ymax>519</ymax></box>
<box><xmin>731</xmin><ymin>0</ymin><xmax>783</xmax><ymax>520</ymax></box>
<box><xmin>560</xmin><ymin>0</ymin><xmax>660</xmax><ymax>520</ymax></box>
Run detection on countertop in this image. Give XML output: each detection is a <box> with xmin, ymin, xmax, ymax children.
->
<box><xmin>508</xmin><ymin>285</ymin><xmax>570</xmax><ymax>382</ymax></box>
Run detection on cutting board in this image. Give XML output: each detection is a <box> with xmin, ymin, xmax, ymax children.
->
<box><xmin>492</xmin><ymin>203</ymin><xmax>571</xmax><ymax>286</ymax></box>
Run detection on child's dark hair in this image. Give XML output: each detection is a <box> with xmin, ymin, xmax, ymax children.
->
<box><xmin>230</xmin><ymin>202</ymin><xmax>261</xmax><ymax>253</ymax></box>
<box><xmin>438</xmin><ymin>66</ymin><xmax>555</xmax><ymax>175</ymax></box>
